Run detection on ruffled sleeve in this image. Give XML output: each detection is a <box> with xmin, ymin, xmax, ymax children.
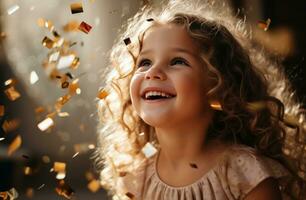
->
<box><xmin>226</xmin><ymin>145</ymin><xmax>291</xmax><ymax>199</ymax></box>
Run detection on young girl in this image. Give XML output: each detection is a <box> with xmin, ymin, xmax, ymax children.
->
<box><xmin>96</xmin><ymin>0</ymin><xmax>306</xmax><ymax>199</ymax></box>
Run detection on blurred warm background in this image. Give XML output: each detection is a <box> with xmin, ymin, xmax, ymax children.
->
<box><xmin>0</xmin><ymin>0</ymin><xmax>305</xmax><ymax>199</ymax></box>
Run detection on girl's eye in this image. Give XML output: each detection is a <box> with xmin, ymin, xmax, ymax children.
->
<box><xmin>171</xmin><ymin>57</ymin><xmax>189</xmax><ymax>66</ymax></box>
<box><xmin>137</xmin><ymin>59</ymin><xmax>151</xmax><ymax>68</ymax></box>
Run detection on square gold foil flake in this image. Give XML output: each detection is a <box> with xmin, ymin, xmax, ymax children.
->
<box><xmin>141</xmin><ymin>142</ymin><xmax>157</xmax><ymax>158</ymax></box>
<box><xmin>53</xmin><ymin>162</ymin><xmax>66</xmax><ymax>173</ymax></box>
<box><xmin>2</xmin><ymin>119</ymin><xmax>20</xmax><ymax>133</ymax></box>
<box><xmin>70</xmin><ymin>3</ymin><xmax>83</xmax><ymax>14</ymax></box>
<box><xmin>97</xmin><ymin>89</ymin><xmax>108</xmax><ymax>99</ymax></box>
<box><xmin>37</xmin><ymin>117</ymin><xmax>54</xmax><ymax>131</ymax></box>
<box><xmin>78</xmin><ymin>21</ymin><xmax>92</xmax><ymax>34</ymax></box>
<box><xmin>55</xmin><ymin>180</ymin><xmax>74</xmax><ymax>199</ymax></box>
<box><xmin>257</xmin><ymin>18</ymin><xmax>271</xmax><ymax>31</ymax></box>
<box><xmin>8</xmin><ymin>135</ymin><xmax>22</xmax><ymax>156</ymax></box>
<box><xmin>42</xmin><ymin>36</ymin><xmax>55</xmax><ymax>49</ymax></box>
<box><xmin>87</xmin><ymin>179</ymin><xmax>100</xmax><ymax>193</ymax></box>
<box><xmin>4</xmin><ymin>86</ymin><xmax>21</xmax><ymax>101</ymax></box>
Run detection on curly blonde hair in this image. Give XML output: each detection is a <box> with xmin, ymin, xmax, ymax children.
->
<box><xmin>95</xmin><ymin>0</ymin><xmax>306</xmax><ymax>199</ymax></box>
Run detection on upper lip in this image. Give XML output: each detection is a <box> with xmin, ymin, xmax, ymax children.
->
<box><xmin>141</xmin><ymin>87</ymin><xmax>176</xmax><ymax>98</ymax></box>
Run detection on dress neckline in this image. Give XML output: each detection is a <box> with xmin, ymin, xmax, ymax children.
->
<box><xmin>152</xmin><ymin>145</ymin><xmax>233</xmax><ymax>189</ymax></box>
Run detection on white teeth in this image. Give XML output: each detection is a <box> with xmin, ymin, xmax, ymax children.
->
<box><xmin>145</xmin><ymin>91</ymin><xmax>172</xmax><ymax>99</ymax></box>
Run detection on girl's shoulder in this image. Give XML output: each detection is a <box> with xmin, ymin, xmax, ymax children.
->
<box><xmin>222</xmin><ymin>144</ymin><xmax>292</xmax><ymax>199</ymax></box>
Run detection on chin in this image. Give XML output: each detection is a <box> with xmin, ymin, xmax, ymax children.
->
<box><xmin>140</xmin><ymin>114</ymin><xmax>169</xmax><ymax>127</ymax></box>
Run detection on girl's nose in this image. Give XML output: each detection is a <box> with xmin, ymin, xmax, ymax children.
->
<box><xmin>144</xmin><ymin>65</ymin><xmax>167</xmax><ymax>80</ymax></box>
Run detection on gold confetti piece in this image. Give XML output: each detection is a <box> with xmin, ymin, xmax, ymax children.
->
<box><xmin>0</xmin><ymin>137</ymin><xmax>5</xmax><ymax>141</ymax></box>
<box><xmin>63</xmin><ymin>21</ymin><xmax>80</xmax><ymax>32</ymax></box>
<box><xmin>0</xmin><ymin>188</ymin><xmax>18</xmax><ymax>200</ymax></box>
<box><xmin>209</xmin><ymin>100</ymin><xmax>222</xmax><ymax>111</ymax></box>
<box><xmin>53</xmin><ymin>162</ymin><xmax>66</xmax><ymax>173</ymax></box>
<box><xmin>4</xmin><ymin>87</ymin><xmax>21</xmax><ymax>101</ymax></box>
<box><xmin>70</xmin><ymin>2</ymin><xmax>83</xmax><ymax>14</ymax></box>
<box><xmin>37</xmin><ymin>117</ymin><xmax>54</xmax><ymax>131</ymax></box>
<box><xmin>56</xmin><ymin>172</ymin><xmax>66</xmax><ymax>180</ymax></box>
<box><xmin>189</xmin><ymin>163</ymin><xmax>198</xmax><ymax>169</ymax></box>
<box><xmin>44</xmin><ymin>20</ymin><xmax>54</xmax><ymax>31</ymax></box>
<box><xmin>119</xmin><ymin>171</ymin><xmax>128</xmax><ymax>177</ymax></box>
<box><xmin>55</xmin><ymin>95</ymin><xmax>71</xmax><ymax>112</ymax></box>
<box><xmin>55</xmin><ymin>180</ymin><xmax>74</xmax><ymax>199</ymax></box>
<box><xmin>125</xmin><ymin>192</ymin><xmax>135</xmax><ymax>199</ymax></box>
<box><xmin>37</xmin><ymin>184</ymin><xmax>45</xmax><ymax>190</ymax></box>
<box><xmin>30</xmin><ymin>71</ymin><xmax>39</xmax><ymax>84</ymax></box>
<box><xmin>42</xmin><ymin>155</ymin><xmax>51</xmax><ymax>163</ymax></box>
<box><xmin>42</xmin><ymin>36</ymin><xmax>55</xmax><ymax>49</ymax></box>
<box><xmin>97</xmin><ymin>88</ymin><xmax>108</xmax><ymax>99</ymax></box>
<box><xmin>78</xmin><ymin>21</ymin><xmax>92</xmax><ymax>34</ymax></box>
<box><xmin>2</xmin><ymin>119</ymin><xmax>20</xmax><ymax>133</ymax></box>
<box><xmin>58</xmin><ymin>112</ymin><xmax>70</xmax><ymax>117</ymax></box>
<box><xmin>7</xmin><ymin>5</ymin><xmax>20</xmax><ymax>15</ymax></box>
<box><xmin>25</xmin><ymin>188</ymin><xmax>34</xmax><ymax>198</ymax></box>
<box><xmin>72</xmin><ymin>152</ymin><xmax>79</xmax><ymax>158</ymax></box>
<box><xmin>49</xmin><ymin>51</ymin><xmax>60</xmax><ymax>62</ymax></box>
<box><xmin>8</xmin><ymin>135</ymin><xmax>22</xmax><ymax>156</ymax></box>
<box><xmin>52</xmin><ymin>30</ymin><xmax>60</xmax><ymax>38</ymax></box>
<box><xmin>61</xmin><ymin>81</ymin><xmax>69</xmax><ymax>89</ymax></box>
<box><xmin>123</xmin><ymin>38</ymin><xmax>131</xmax><ymax>46</ymax></box>
<box><xmin>87</xmin><ymin>179</ymin><xmax>100</xmax><ymax>193</ymax></box>
<box><xmin>24</xmin><ymin>166</ymin><xmax>32</xmax><ymax>175</ymax></box>
<box><xmin>141</xmin><ymin>142</ymin><xmax>157</xmax><ymax>158</ymax></box>
<box><xmin>0</xmin><ymin>105</ymin><xmax>4</xmax><ymax>116</ymax></box>
<box><xmin>257</xmin><ymin>18</ymin><xmax>271</xmax><ymax>31</ymax></box>
<box><xmin>88</xmin><ymin>144</ymin><xmax>95</xmax><ymax>149</ymax></box>
<box><xmin>57</xmin><ymin>55</ymin><xmax>76</xmax><ymax>70</ymax></box>
<box><xmin>69</xmin><ymin>81</ymin><xmax>80</xmax><ymax>95</ymax></box>
<box><xmin>71</xmin><ymin>57</ymin><xmax>80</xmax><ymax>69</ymax></box>
<box><xmin>4</xmin><ymin>78</ymin><xmax>17</xmax><ymax>87</ymax></box>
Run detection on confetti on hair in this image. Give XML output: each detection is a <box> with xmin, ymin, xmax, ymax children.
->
<box><xmin>209</xmin><ymin>100</ymin><xmax>222</xmax><ymax>111</ymax></box>
<box><xmin>8</xmin><ymin>135</ymin><xmax>22</xmax><ymax>156</ymax></box>
<box><xmin>0</xmin><ymin>105</ymin><xmax>4</xmax><ymax>117</ymax></box>
<box><xmin>87</xmin><ymin>179</ymin><xmax>100</xmax><ymax>193</ymax></box>
<box><xmin>70</xmin><ymin>2</ymin><xmax>83</xmax><ymax>14</ymax></box>
<box><xmin>257</xmin><ymin>18</ymin><xmax>271</xmax><ymax>31</ymax></box>
<box><xmin>55</xmin><ymin>180</ymin><xmax>74</xmax><ymax>199</ymax></box>
<box><xmin>125</xmin><ymin>192</ymin><xmax>135</xmax><ymax>199</ymax></box>
<box><xmin>246</xmin><ymin>101</ymin><xmax>266</xmax><ymax>112</ymax></box>
<box><xmin>123</xmin><ymin>37</ymin><xmax>131</xmax><ymax>46</ymax></box>
<box><xmin>146</xmin><ymin>18</ymin><xmax>154</xmax><ymax>22</ymax></box>
<box><xmin>4</xmin><ymin>87</ymin><xmax>21</xmax><ymax>101</ymax></box>
<box><xmin>141</xmin><ymin>142</ymin><xmax>158</xmax><ymax>158</ymax></box>
<box><xmin>189</xmin><ymin>163</ymin><xmax>198</xmax><ymax>169</ymax></box>
<box><xmin>97</xmin><ymin>88</ymin><xmax>108</xmax><ymax>99</ymax></box>
<box><xmin>0</xmin><ymin>188</ymin><xmax>18</xmax><ymax>200</ymax></box>
<box><xmin>78</xmin><ymin>21</ymin><xmax>92</xmax><ymax>34</ymax></box>
<box><xmin>7</xmin><ymin>5</ymin><xmax>20</xmax><ymax>15</ymax></box>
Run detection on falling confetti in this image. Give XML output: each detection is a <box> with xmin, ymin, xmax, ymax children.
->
<box><xmin>24</xmin><ymin>166</ymin><xmax>32</xmax><ymax>175</ymax></box>
<box><xmin>37</xmin><ymin>117</ymin><xmax>54</xmax><ymax>131</ymax></box>
<box><xmin>125</xmin><ymin>192</ymin><xmax>135</xmax><ymax>199</ymax></box>
<box><xmin>53</xmin><ymin>162</ymin><xmax>66</xmax><ymax>173</ymax></box>
<box><xmin>0</xmin><ymin>137</ymin><xmax>5</xmax><ymax>141</ymax></box>
<box><xmin>257</xmin><ymin>18</ymin><xmax>271</xmax><ymax>31</ymax></box>
<box><xmin>37</xmin><ymin>184</ymin><xmax>45</xmax><ymax>190</ymax></box>
<box><xmin>141</xmin><ymin>142</ymin><xmax>157</xmax><ymax>158</ymax></box>
<box><xmin>7</xmin><ymin>5</ymin><xmax>20</xmax><ymax>15</ymax></box>
<box><xmin>87</xmin><ymin>179</ymin><xmax>100</xmax><ymax>193</ymax></box>
<box><xmin>78</xmin><ymin>21</ymin><xmax>92</xmax><ymax>34</ymax></box>
<box><xmin>4</xmin><ymin>78</ymin><xmax>17</xmax><ymax>86</ymax></box>
<box><xmin>42</xmin><ymin>36</ymin><xmax>55</xmax><ymax>49</ymax></box>
<box><xmin>0</xmin><ymin>188</ymin><xmax>18</xmax><ymax>200</ymax></box>
<box><xmin>30</xmin><ymin>71</ymin><xmax>39</xmax><ymax>84</ymax></box>
<box><xmin>72</xmin><ymin>152</ymin><xmax>80</xmax><ymax>158</ymax></box>
<box><xmin>55</xmin><ymin>180</ymin><xmax>74</xmax><ymax>199</ymax></box>
<box><xmin>8</xmin><ymin>135</ymin><xmax>22</xmax><ymax>156</ymax></box>
<box><xmin>70</xmin><ymin>2</ymin><xmax>83</xmax><ymax>14</ymax></box>
<box><xmin>123</xmin><ymin>37</ymin><xmax>131</xmax><ymax>46</ymax></box>
<box><xmin>0</xmin><ymin>105</ymin><xmax>4</xmax><ymax>116</ymax></box>
<box><xmin>57</xmin><ymin>54</ymin><xmax>76</xmax><ymax>70</ymax></box>
<box><xmin>2</xmin><ymin>119</ymin><xmax>20</xmax><ymax>133</ymax></box>
<box><xmin>146</xmin><ymin>18</ymin><xmax>154</xmax><ymax>22</ymax></box>
<box><xmin>4</xmin><ymin>87</ymin><xmax>21</xmax><ymax>101</ymax></box>
<box><xmin>56</xmin><ymin>171</ymin><xmax>66</xmax><ymax>180</ymax></box>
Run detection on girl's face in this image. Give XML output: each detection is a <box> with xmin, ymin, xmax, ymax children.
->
<box><xmin>129</xmin><ymin>24</ymin><xmax>214</xmax><ymax>127</ymax></box>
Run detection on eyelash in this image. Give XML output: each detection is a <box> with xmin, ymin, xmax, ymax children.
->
<box><xmin>137</xmin><ymin>57</ymin><xmax>189</xmax><ymax>68</ymax></box>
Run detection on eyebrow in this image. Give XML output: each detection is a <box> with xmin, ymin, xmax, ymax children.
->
<box><xmin>139</xmin><ymin>47</ymin><xmax>197</xmax><ymax>57</ymax></box>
